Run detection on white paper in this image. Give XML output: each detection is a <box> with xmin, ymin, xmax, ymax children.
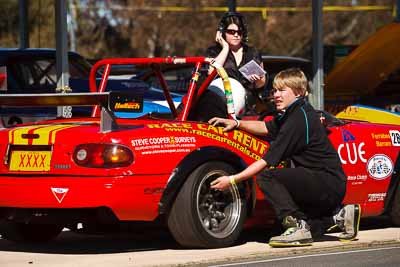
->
<box><xmin>239</xmin><ymin>60</ymin><xmax>266</xmax><ymax>82</ymax></box>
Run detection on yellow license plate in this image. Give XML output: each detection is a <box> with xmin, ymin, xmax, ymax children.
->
<box><xmin>9</xmin><ymin>151</ymin><xmax>52</xmax><ymax>172</ymax></box>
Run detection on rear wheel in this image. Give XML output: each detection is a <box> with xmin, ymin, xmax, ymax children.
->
<box><xmin>390</xmin><ymin>183</ymin><xmax>400</xmax><ymax>226</ymax></box>
<box><xmin>0</xmin><ymin>222</ymin><xmax>64</xmax><ymax>243</ymax></box>
<box><xmin>167</xmin><ymin>161</ymin><xmax>247</xmax><ymax>248</ymax></box>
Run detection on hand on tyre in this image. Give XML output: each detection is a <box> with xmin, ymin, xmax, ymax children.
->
<box><xmin>210</xmin><ymin>176</ymin><xmax>230</xmax><ymax>191</ymax></box>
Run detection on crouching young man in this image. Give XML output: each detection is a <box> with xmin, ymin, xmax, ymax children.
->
<box><xmin>209</xmin><ymin>68</ymin><xmax>361</xmax><ymax>247</ymax></box>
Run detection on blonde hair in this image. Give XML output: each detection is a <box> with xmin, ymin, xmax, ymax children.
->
<box><xmin>273</xmin><ymin>68</ymin><xmax>308</xmax><ymax>96</ymax></box>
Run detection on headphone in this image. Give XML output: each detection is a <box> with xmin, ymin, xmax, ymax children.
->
<box><xmin>217</xmin><ymin>12</ymin><xmax>248</xmax><ymax>43</ymax></box>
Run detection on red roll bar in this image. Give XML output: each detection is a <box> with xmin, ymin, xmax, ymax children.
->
<box><xmin>89</xmin><ymin>57</ymin><xmax>212</xmax><ymax>119</ymax></box>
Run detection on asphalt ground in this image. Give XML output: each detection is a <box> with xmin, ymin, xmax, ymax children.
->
<box><xmin>0</xmin><ymin>216</ymin><xmax>399</xmax><ymax>267</ymax></box>
<box><xmin>208</xmin><ymin>246</ymin><xmax>400</xmax><ymax>267</ymax></box>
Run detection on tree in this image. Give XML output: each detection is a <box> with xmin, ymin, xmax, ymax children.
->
<box><xmin>0</xmin><ymin>0</ymin><xmax>395</xmax><ymax>61</ymax></box>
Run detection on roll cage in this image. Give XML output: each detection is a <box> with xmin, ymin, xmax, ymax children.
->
<box><xmin>89</xmin><ymin>57</ymin><xmax>219</xmax><ymax>121</ymax></box>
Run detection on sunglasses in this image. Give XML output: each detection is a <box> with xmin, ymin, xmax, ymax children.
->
<box><xmin>225</xmin><ymin>29</ymin><xmax>243</xmax><ymax>36</ymax></box>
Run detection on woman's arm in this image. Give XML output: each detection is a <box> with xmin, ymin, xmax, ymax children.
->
<box><xmin>208</xmin><ymin>31</ymin><xmax>230</xmax><ymax>74</ymax></box>
<box><xmin>254</xmin><ymin>62</ymin><xmax>266</xmax><ymax>89</ymax></box>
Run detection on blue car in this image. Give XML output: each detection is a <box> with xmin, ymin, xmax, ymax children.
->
<box><xmin>0</xmin><ymin>48</ymin><xmax>182</xmax><ymax>125</ymax></box>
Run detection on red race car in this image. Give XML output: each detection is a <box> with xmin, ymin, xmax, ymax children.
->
<box><xmin>0</xmin><ymin>57</ymin><xmax>399</xmax><ymax>248</ymax></box>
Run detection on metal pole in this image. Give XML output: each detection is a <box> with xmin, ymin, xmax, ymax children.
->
<box><xmin>55</xmin><ymin>0</ymin><xmax>72</xmax><ymax>118</ymax></box>
<box><xmin>68</xmin><ymin>0</ymin><xmax>77</xmax><ymax>51</ymax></box>
<box><xmin>311</xmin><ymin>0</ymin><xmax>324</xmax><ymax>110</ymax></box>
<box><xmin>19</xmin><ymin>0</ymin><xmax>29</xmax><ymax>48</ymax></box>
<box><xmin>228</xmin><ymin>0</ymin><xmax>236</xmax><ymax>12</ymax></box>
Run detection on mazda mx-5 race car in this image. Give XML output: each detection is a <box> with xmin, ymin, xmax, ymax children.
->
<box><xmin>0</xmin><ymin>57</ymin><xmax>399</xmax><ymax>248</ymax></box>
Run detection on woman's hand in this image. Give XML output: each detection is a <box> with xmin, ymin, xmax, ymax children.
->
<box><xmin>249</xmin><ymin>63</ymin><xmax>267</xmax><ymax>88</ymax></box>
<box><xmin>210</xmin><ymin>175</ymin><xmax>231</xmax><ymax>191</ymax></box>
<box><xmin>249</xmin><ymin>73</ymin><xmax>266</xmax><ymax>89</ymax></box>
<box><xmin>248</xmin><ymin>74</ymin><xmax>262</xmax><ymax>83</ymax></box>
<box><xmin>208</xmin><ymin>117</ymin><xmax>238</xmax><ymax>132</ymax></box>
<box><xmin>215</xmin><ymin>31</ymin><xmax>229</xmax><ymax>49</ymax></box>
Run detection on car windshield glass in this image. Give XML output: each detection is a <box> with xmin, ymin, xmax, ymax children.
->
<box><xmin>69</xmin><ymin>55</ymin><xmax>92</xmax><ymax>78</ymax></box>
<box><xmin>142</xmin><ymin>65</ymin><xmax>207</xmax><ymax>94</ymax></box>
<box><xmin>8</xmin><ymin>58</ymin><xmax>56</xmax><ymax>93</ymax></box>
<box><xmin>7</xmin><ymin>55</ymin><xmax>92</xmax><ymax>93</ymax></box>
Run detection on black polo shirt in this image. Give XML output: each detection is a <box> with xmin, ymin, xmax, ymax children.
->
<box><xmin>263</xmin><ymin>98</ymin><xmax>346</xmax><ymax>182</ymax></box>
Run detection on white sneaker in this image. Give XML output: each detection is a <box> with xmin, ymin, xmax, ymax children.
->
<box><xmin>269</xmin><ymin>216</ymin><xmax>313</xmax><ymax>247</ymax></box>
<box><xmin>333</xmin><ymin>204</ymin><xmax>361</xmax><ymax>241</ymax></box>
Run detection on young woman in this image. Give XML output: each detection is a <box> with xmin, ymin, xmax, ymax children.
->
<box><xmin>206</xmin><ymin>12</ymin><xmax>266</xmax><ymax>115</ymax></box>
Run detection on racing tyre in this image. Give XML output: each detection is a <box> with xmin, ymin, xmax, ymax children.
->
<box><xmin>167</xmin><ymin>161</ymin><xmax>247</xmax><ymax>248</ymax></box>
<box><xmin>390</xmin><ymin>183</ymin><xmax>400</xmax><ymax>226</ymax></box>
<box><xmin>0</xmin><ymin>222</ymin><xmax>64</xmax><ymax>243</ymax></box>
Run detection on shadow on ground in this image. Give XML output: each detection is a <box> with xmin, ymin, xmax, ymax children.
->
<box><xmin>0</xmin><ymin>216</ymin><xmax>394</xmax><ymax>254</ymax></box>
<box><xmin>0</xmin><ymin>227</ymin><xmax>179</xmax><ymax>254</ymax></box>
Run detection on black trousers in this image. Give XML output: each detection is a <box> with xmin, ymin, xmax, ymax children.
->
<box><xmin>256</xmin><ymin>167</ymin><xmax>345</xmax><ymax>228</ymax></box>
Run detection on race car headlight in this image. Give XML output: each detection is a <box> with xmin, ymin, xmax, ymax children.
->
<box><xmin>73</xmin><ymin>143</ymin><xmax>133</xmax><ymax>168</ymax></box>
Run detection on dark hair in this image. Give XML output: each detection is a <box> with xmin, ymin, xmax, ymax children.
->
<box><xmin>217</xmin><ymin>12</ymin><xmax>248</xmax><ymax>43</ymax></box>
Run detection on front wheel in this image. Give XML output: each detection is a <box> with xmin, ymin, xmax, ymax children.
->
<box><xmin>167</xmin><ymin>161</ymin><xmax>248</xmax><ymax>248</ymax></box>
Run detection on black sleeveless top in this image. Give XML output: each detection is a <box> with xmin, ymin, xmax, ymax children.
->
<box><xmin>206</xmin><ymin>43</ymin><xmax>262</xmax><ymax>91</ymax></box>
